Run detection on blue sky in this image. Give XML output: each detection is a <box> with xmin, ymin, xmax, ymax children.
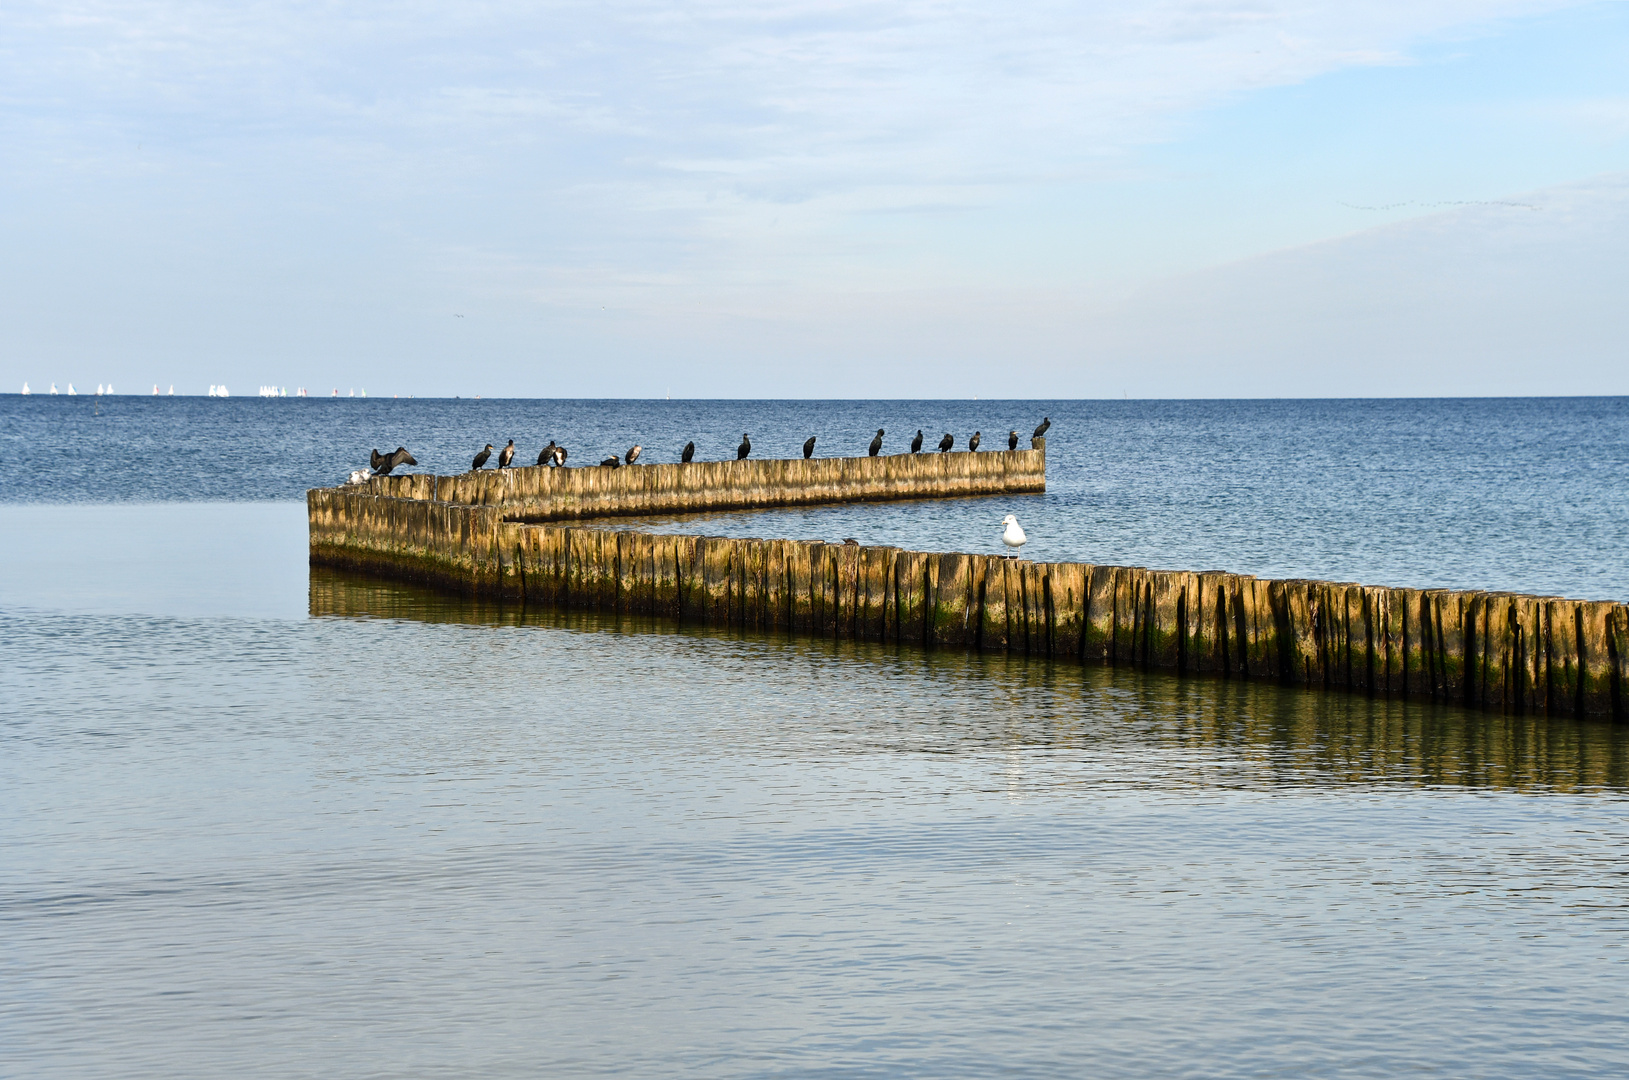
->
<box><xmin>2</xmin><ymin>0</ymin><xmax>1625</xmax><ymax>397</ymax></box>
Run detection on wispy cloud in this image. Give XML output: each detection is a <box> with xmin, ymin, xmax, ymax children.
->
<box><xmin>0</xmin><ymin>0</ymin><xmax>1617</xmax><ymax>394</ymax></box>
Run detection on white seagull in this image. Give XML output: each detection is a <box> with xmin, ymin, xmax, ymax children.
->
<box><xmin>1000</xmin><ymin>514</ymin><xmax>1027</xmax><ymax>558</ymax></box>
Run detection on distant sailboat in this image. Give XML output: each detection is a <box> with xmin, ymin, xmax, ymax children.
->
<box><xmin>96</xmin><ymin>384</ymin><xmax>104</xmax><ymax>395</ymax></box>
<box><xmin>50</xmin><ymin>383</ymin><xmax>58</xmax><ymax>394</ymax></box>
<box><xmin>67</xmin><ymin>383</ymin><xmax>76</xmax><ymax>395</ymax></box>
<box><xmin>20</xmin><ymin>382</ymin><xmax>29</xmax><ymax>395</ymax></box>
<box><xmin>167</xmin><ymin>386</ymin><xmax>174</xmax><ymax>395</ymax></box>
<box><xmin>152</xmin><ymin>385</ymin><xmax>159</xmax><ymax>395</ymax></box>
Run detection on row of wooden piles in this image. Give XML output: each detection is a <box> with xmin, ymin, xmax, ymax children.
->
<box><xmin>506</xmin><ymin>525</ymin><xmax>1629</xmax><ymax>721</ymax></box>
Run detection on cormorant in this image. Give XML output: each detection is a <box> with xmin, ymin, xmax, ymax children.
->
<box><xmin>1033</xmin><ymin>417</ymin><xmax>1051</xmax><ymax>439</ymax></box>
<box><xmin>600</xmin><ymin>455</ymin><xmax>621</xmax><ymax>468</ymax></box>
<box><xmin>554</xmin><ymin>445</ymin><xmax>569</xmax><ymax>466</ymax></box>
<box><xmin>497</xmin><ymin>439</ymin><xmax>515</xmax><ymax>468</ymax></box>
<box><xmin>843</xmin><ymin>538</ymin><xmax>859</xmax><ymax>545</ymax></box>
<box><xmin>737</xmin><ymin>434</ymin><xmax>751</xmax><ymax>460</ymax></box>
<box><xmin>911</xmin><ymin>430</ymin><xmax>924</xmax><ymax>453</ymax></box>
<box><xmin>968</xmin><ymin>431</ymin><xmax>981</xmax><ymax>452</ymax></box>
<box><xmin>803</xmin><ymin>436</ymin><xmax>816</xmax><ymax>460</ymax></box>
<box><xmin>472</xmin><ymin>444</ymin><xmax>493</xmax><ymax>470</ymax></box>
<box><xmin>681</xmin><ymin>441</ymin><xmax>695</xmax><ymax>464</ymax></box>
<box><xmin>370</xmin><ymin>448</ymin><xmax>385</xmax><ymax>472</ymax></box>
<box><xmin>1008</xmin><ymin>430</ymin><xmax>1019</xmax><ymax>450</ymax></box>
<box><xmin>938</xmin><ymin>432</ymin><xmax>954</xmax><ymax>452</ymax></box>
<box><xmin>537</xmin><ymin>440</ymin><xmax>556</xmax><ymax>466</ymax></box>
<box><xmin>868</xmin><ymin>429</ymin><xmax>884</xmax><ymax>457</ymax></box>
<box><xmin>372</xmin><ymin>446</ymin><xmax>416</xmax><ymax>475</ymax></box>
<box><xmin>626</xmin><ymin>444</ymin><xmax>642</xmax><ymax>465</ymax></box>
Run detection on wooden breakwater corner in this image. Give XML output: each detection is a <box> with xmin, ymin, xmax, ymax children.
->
<box><xmin>309</xmin><ymin>442</ymin><xmax>1629</xmax><ymax>722</ymax></box>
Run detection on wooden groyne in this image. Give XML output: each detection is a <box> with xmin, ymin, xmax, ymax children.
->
<box><xmin>353</xmin><ymin>445</ymin><xmax>1046</xmax><ymax>522</ymax></box>
<box><xmin>309</xmin><ymin>447</ymin><xmax>1628</xmax><ymax>723</ymax></box>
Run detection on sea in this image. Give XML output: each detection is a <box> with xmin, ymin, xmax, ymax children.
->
<box><xmin>3</xmin><ymin>395</ymin><xmax>1628</xmax><ymax>1078</ymax></box>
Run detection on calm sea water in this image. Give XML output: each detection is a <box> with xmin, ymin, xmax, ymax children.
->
<box><xmin>2</xmin><ymin>395</ymin><xmax>1626</xmax><ymax>597</ymax></box>
<box><xmin>4</xmin><ymin>399</ymin><xmax>1629</xmax><ymax>1078</ymax></box>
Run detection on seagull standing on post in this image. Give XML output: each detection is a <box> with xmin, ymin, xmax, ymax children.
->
<box><xmin>1001</xmin><ymin>514</ymin><xmax>1027</xmax><ymax>558</ymax></box>
<box><xmin>868</xmin><ymin>429</ymin><xmax>884</xmax><ymax>457</ymax></box>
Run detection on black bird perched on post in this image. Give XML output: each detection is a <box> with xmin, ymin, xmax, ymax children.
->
<box><xmin>803</xmin><ymin>436</ymin><xmax>816</xmax><ymax>459</ymax></box>
<box><xmin>911</xmin><ymin>429</ymin><xmax>924</xmax><ymax>453</ymax></box>
<box><xmin>1033</xmin><ymin>417</ymin><xmax>1051</xmax><ymax>439</ymax></box>
<box><xmin>1008</xmin><ymin>430</ymin><xmax>1019</xmax><ymax>451</ymax></box>
<box><xmin>554</xmin><ymin>445</ymin><xmax>569</xmax><ymax>466</ymax></box>
<box><xmin>868</xmin><ymin>429</ymin><xmax>884</xmax><ymax>457</ymax></box>
<box><xmin>372</xmin><ymin>446</ymin><xmax>416</xmax><ymax>475</ymax></box>
<box><xmin>737</xmin><ymin>434</ymin><xmax>751</xmax><ymax>460</ymax></box>
<box><xmin>938</xmin><ymin>432</ymin><xmax>954</xmax><ymax>452</ymax></box>
<box><xmin>497</xmin><ymin>439</ymin><xmax>515</xmax><ymax>468</ymax></box>
<box><xmin>472</xmin><ymin>443</ymin><xmax>493</xmax><ymax>470</ymax></box>
<box><xmin>600</xmin><ymin>454</ymin><xmax>620</xmax><ymax>468</ymax></box>
<box><xmin>681</xmin><ymin>441</ymin><xmax>695</xmax><ymax>463</ymax></box>
<box><xmin>626</xmin><ymin>444</ymin><xmax>642</xmax><ymax>465</ymax></box>
<box><xmin>537</xmin><ymin>440</ymin><xmax>556</xmax><ymax>466</ymax></box>
<box><xmin>968</xmin><ymin>431</ymin><xmax>981</xmax><ymax>452</ymax></box>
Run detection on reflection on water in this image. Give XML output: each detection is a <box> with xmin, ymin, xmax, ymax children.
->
<box><xmin>312</xmin><ymin>567</ymin><xmax>1629</xmax><ymax>795</ymax></box>
<box><xmin>6</xmin><ymin>564</ymin><xmax>1629</xmax><ymax>1079</ymax></box>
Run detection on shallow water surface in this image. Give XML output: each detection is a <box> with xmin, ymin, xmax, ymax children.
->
<box><xmin>3</xmin><ymin>504</ymin><xmax>1629</xmax><ymax>1078</ymax></box>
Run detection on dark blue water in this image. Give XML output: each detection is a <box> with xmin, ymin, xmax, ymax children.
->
<box><xmin>5</xmin><ymin>398</ymin><xmax>1629</xmax><ymax>1079</ymax></box>
<box><xmin>3</xmin><ymin>395</ymin><xmax>1626</xmax><ymax>597</ymax></box>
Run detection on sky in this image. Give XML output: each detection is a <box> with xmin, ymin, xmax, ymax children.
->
<box><xmin>1</xmin><ymin>0</ymin><xmax>1626</xmax><ymax>398</ymax></box>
